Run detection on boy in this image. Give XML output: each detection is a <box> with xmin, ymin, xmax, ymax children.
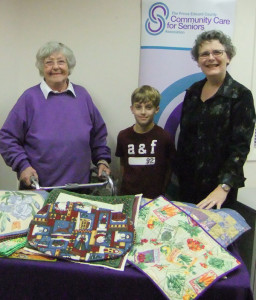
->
<box><xmin>115</xmin><ymin>85</ymin><xmax>176</xmax><ymax>199</ymax></box>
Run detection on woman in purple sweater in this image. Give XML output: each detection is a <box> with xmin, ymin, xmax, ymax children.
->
<box><xmin>0</xmin><ymin>41</ymin><xmax>111</xmax><ymax>189</ymax></box>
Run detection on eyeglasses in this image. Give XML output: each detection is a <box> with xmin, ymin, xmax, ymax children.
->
<box><xmin>198</xmin><ymin>49</ymin><xmax>226</xmax><ymax>59</ymax></box>
<box><xmin>44</xmin><ymin>59</ymin><xmax>67</xmax><ymax>67</ymax></box>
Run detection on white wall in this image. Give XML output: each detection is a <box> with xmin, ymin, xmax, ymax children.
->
<box><xmin>0</xmin><ymin>0</ymin><xmax>255</xmax><ymax>190</ymax></box>
<box><xmin>231</xmin><ymin>0</ymin><xmax>256</xmax><ymax>187</ymax></box>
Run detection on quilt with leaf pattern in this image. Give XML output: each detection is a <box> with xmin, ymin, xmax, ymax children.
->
<box><xmin>129</xmin><ymin>196</ymin><xmax>240</xmax><ymax>300</ymax></box>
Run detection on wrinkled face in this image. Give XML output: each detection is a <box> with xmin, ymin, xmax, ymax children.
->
<box><xmin>130</xmin><ymin>101</ymin><xmax>159</xmax><ymax>129</ymax></box>
<box><xmin>43</xmin><ymin>52</ymin><xmax>69</xmax><ymax>90</ymax></box>
<box><xmin>197</xmin><ymin>40</ymin><xmax>230</xmax><ymax>79</ymax></box>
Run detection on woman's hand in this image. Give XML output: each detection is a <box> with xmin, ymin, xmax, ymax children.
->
<box><xmin>197</xmin><ymin>185</ymin><xmax>228</xmax><ymax>209</ymax></box>
<box><xmin>20</xmin><ymin>166</ymin><xmax>38</xmax><ymax>187</ymax></box>
<box><xmin>97</xmin><ymin>163</ymin><xmax>111</xmax><ymax>177</ymax></box>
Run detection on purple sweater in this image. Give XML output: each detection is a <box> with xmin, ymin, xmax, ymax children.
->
<box><xmin>0</xmin><ymin>84</ymin><xmax>111</xmax><ymax>187</ymax></box>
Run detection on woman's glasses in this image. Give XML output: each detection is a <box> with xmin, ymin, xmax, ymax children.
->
<box><xmin>199</xmin><ymin>49</ymin><xmax>226</xmax><ymax>59</ymax></box>
<box><xmin>44</xmin><ymin>60</ymin><xmax>67</xmax><ymax>67</ymax></box>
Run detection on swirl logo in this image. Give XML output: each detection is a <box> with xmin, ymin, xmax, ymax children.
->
<box><xmin>145</xmin><ymin>2</ymin><xmax>169</xmax><ymax>35</ymax></box>
<box><xmin>155</xmin><ymin>73</ymin><xmax>205</xmax><ymax>144</ymax></box>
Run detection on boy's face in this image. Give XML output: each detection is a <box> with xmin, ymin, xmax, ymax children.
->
<box><xmin>130</xmin><ymin>101</ymin><xmax>159</xmax><ymax>129</ymax></box>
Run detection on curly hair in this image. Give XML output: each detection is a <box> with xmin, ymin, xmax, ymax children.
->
<box><xmin>191</xmin><ymin>30</ymin><xmax>236</xmax><ymax>61</ymax></box>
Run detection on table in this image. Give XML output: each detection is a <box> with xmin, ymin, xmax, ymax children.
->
<box><xmin>0</xmin><ymin>243</ymin><xmax>253</xmax><ymax>300</ymax></box>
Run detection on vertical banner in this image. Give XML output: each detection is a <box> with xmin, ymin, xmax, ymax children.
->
<box><xmin>140</xmin><ymin>0</ymin><xmax>236</xmax><ymax>145</ymax></box>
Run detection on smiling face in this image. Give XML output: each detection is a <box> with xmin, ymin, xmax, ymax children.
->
<box><xmin>43</xmin><ymin>52</ymin><xmax>69</xmax><ymax>91</ymax></box>
<box><xmin>130</xmin><ymin>101</ymin><xmax>159</xmax><ymax>133</ymax></box>
<box><xmin>197</xmin><ymin>40</ymin><xmax>230</xmax><ymax>80</ymax></box>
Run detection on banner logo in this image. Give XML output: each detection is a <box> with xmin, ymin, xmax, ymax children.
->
<box><xmin>155</xmin><ymin>73</ymin><xmax>205</xmax><ymax>144</ymax></box>
<box><xmin>145</xmin><ymin>2</ymin><xmax>169</xmax><ymax>35</ymax></box>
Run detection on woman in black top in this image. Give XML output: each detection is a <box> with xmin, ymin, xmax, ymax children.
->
<box><xmin>175</xmin><ymin>30</ymin><xmax>255</xmax><ymax>209</ymax></box>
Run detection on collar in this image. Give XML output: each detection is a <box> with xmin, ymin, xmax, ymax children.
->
<box><xmin>188</xmin><ymin>72</ymin><xmax>237</xmax><ymax>99</ymax></box>
<box><xmin>40</xmin><ymin>79</ymin><xmax>76</xmax><ymax>99</ymax></box>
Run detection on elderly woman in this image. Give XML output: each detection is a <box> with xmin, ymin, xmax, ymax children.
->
<box><xmin>0</xmin><ymin>41</ymin><xmax>111</xmax><ymax>189</ymax></box>
<box><xmin>175</xmin><ymin>30</ymin><xmax>255</xmax><ymax>209</ymax></box>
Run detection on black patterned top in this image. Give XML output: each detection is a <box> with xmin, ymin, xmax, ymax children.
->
<box><xmin>175</xmin><ymin>72</ymin><xmax>255</xmax><ymax>205</ymax></box>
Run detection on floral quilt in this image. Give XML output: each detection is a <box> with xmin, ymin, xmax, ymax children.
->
<box><xmin>128</xmin><ymin>196</ymin><xmax>240</xmax><ymax>300</ymax></box>
<box><xmin>0</xmin><ymin>190</ymin><xmax>48</xmax><ymax>240</ymax></box>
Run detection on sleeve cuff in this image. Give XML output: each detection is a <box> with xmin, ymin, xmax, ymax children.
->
<box><xmin>97</xmin><ymin>160</ymin><xmax>110</xmax><ymax>169</ymax></box>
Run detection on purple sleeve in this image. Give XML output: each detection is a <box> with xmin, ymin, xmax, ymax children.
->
<box><xmin>0</xmin><ymin>94</ymin><xmax>31</xmax><ymax>175</ymax></box>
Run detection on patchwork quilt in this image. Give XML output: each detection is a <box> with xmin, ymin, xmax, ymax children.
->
<box><xmin>27</xmin><ymin>189</ymin><xmax>141</xmax><ymax>268</ymax></box>
<box><xmin>28</xmin><ymin>202</ymin><xmax>134</xmax><ymax>262</ymax></box>
<box><xmin>174</xmin><ymin>202</ymin><xmax>250</xmax><ymax>248</ymax></box>
<box><xmin>129</xmin><ymin>196</ymin><xmax>241</xmax><ymax>300</ymax></box>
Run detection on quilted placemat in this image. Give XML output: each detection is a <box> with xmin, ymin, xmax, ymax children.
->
<box><xmin>129</xmin><ymin>196</ymin><xmax>240</xmax><ymax>300</ymax></box>
<box><xmin>28</xmin><ymin>201</ymin><xmax>134</xmax><ymax>262</ymax></box>
<box><xmin>2</xmin><ymin>247</ymin><xmax>57</xmax><ymax>262</ymax></box>
<box><xmin>0</xmin><ymin>236</ymin><xmax>27</xmax><ymax>256</ymax></box>
<box><xmin>174</xmin><ymin>201</ymin><xmax>250</xmax><ymax>248</ymax></box>
<box><xmin>28</xmin><ymin>189</ymin><xmax>141</xmax><ymax>269</ymax></box>
<box><xmin>0</xmin><ymin>190</ymin><xmax>48</xmax><ymax>241</ymax></box>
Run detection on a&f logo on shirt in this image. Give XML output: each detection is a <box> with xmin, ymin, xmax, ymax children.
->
<box><xmin>128</xmin><ymin>140</ymin><xmax>157</xmax><ymax>166</ymax></box>
<box><xmin>145</xmin><ymin>2</ymin><xmax>169</xmax><ymax>35</ymax></box>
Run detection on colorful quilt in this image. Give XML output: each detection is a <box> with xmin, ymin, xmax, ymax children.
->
<box><xmin>28</xmin><ymin>189</ymin><xmax>141</xmax><ymax>267</ymax></box>
<box><xmin>0</xmin><ymin>236</ymin><xmax>27</xmax><ymax>256</ymax></box>
<box><xmin>0</xmin><ymin>190</ymin><xmax>48</xmax><ymax>241</ymax></box>
<box><xmin>173</xmin><ymin>202</ymin><xmax>250</xmax><ymax>248</ymax></box>
<box><xmin>140</xmin><ymin>198</ymin><xmax>250</xmax><ymax>248</ymax></box>
<box><xmin>129</xmin><ymin>196</ymin><xmax>240</xmax><ymax>300</ymax></box>
<box><xmin>3</xmin><ymin>247</ymin><xmax>57</xmax><ymax>262</ymax></box>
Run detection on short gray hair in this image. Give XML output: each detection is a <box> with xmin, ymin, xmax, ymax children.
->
<box><xmin>35</xmin><ymin>41</ymin><xmax>76</xmax><ymax>76</ymax></box>
<box><xmin>191</xmin><ymin>30</ymin><xmax>236</xmax><ymax>61</ymax></box>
